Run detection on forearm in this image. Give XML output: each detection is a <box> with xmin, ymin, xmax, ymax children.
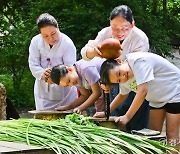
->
<box><xmin>29</xmin><ymin>41</ymin><xmax>45</xmax><ymax>80</ymax></box>
<box><xmin>125</xmin><ymin>85</ymin><xmax>147</xmax><ymax>120</ymax></box>
<box><xmin>110</xmin><ymin>94</ymin><xmax>128</xmax><ymax>113</ymax></box>
<box><xmin>69</xmin><ymin>95</ymin><xmax>88</xmax><ymax>109</ymax></box>
<box><xmin>81</xmin><ymin>40</ymin><xmax>100</xmax><ymax>60</ymax></box>
<box><xmin>80</xmin><ymin>93</ymin><xmax>101</xmax><ymax>111</ymax></box>
<box><xmin>81</xmin><ymin>47</ymin><xmax>96</xmax><ymax>60</ymax></box>
<box><xmin>29</xmin><ymin>64</ymin><xmax>44</xmax><ymax>80</ymax></box>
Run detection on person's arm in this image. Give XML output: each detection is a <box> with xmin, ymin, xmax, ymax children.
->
<box><xmin>28</xmin><ymin>37</ymin><xmax>45</xmax><ymax>80</ymax></box>
<box><xmin>93</xmin><ymin>93</ymin><xmax>129</xmax><ymax>117</ymax></box>
<box><xmin>85</xmin><ymin>46</ymin><xmax>102</xmax><ymax>60</ymax></box>
<box><xmin>55</xmin><ymin>87</ymin><xmax>91</xmax><ymax>111</ymax></box>
<box><xmin>62</xmin><ymin>35</ymin><xmax>77</xmax><ymax>66</ymax></box>
<box><xmin>81</xmin><ymin>27</ymin><xmax>111</xmax><ymax>60</ymax></box>
<box><xmin>126</xmin><ymin>83</ymin><xmax>147</xmax><ymax>119</ymax></box>
<box><xmin>74</xmin><ymin>82</ymin><xmax>102</xmax><ymax>113</ymax></box>
<box><xmin>115</xmin><ymin>83</ymin><xmax>147</xmax><ymax>125</ymax></box>
<box><xmin>110</xmin><ymin>93</ymin><xmax>129</xmax><ymax>113</ymax></box>
<box><xmin>133</xmin><ymin>39</ymin><xmax>149</xmax><ymax>53</ymax></box>
<box><xmin>131</xmin><ymin>27</ymin><xmax>149</xmax><ymax>53</ymax></box>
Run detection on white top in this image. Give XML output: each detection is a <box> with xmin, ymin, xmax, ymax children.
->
<box><xmin>81</xmin><ymin>26</ymin><xmax>149</xmax><ymax>61</ymax></box>
<box><xmin>28</xmin><ymin>32</ymin><xmax>78</xmax><ymax>110</ymax></box>
<box><xmin>120</xmin><ymin>52</ymin><xmax>180</xmax><ymax>108</ymax></box>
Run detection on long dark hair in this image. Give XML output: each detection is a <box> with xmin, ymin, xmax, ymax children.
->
<box><xmin>50</xmin><ymin>64</ymin><xmax>68</xmax><ymax>85</ymax></box>
<box><xmin>100</xmin><ymin>59</ymin><xmax>119</xmax><ymax>85</ymax></box>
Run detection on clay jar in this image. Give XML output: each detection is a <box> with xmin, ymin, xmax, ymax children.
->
<box><xmin>98</xmin><ymin>38</ymin><xmax>122</xmax><ymax>59</ymax></box>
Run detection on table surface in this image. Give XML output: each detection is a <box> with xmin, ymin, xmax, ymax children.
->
<box><xmin>0</xmin><ymin>141</ymin><xmax>54</xmax><ymax>153</ymax></box>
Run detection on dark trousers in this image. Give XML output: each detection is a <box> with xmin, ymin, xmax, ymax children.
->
<box><xmin>110</xmin><ymin>84</ymin><xmax>149</xmax><ymax>132</ymax></box>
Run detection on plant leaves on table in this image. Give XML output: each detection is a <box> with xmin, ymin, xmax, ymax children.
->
<box><xmin>0</xmin><ymin>114</ymin><xmax>178</xmax><ymax>154</ymax></box>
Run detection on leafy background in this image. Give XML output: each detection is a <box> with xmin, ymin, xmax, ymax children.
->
<box><xmin>0</xmin><ymin>0</ymin><xmax>179</xmax><ymax>108</ymax></box>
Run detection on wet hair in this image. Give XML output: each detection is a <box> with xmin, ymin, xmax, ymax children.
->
<box><xmin>36</xmin><ymin>13</ymin><xmax>58</xmax><ymax>31</ymax></box>
<box><xmin>100</xmin><ymin>59</ymin><xmax>119</xmax><ymax>85</ymax></box>
<box><xmin>109</xmin><ymin>5</ymin><xmax>134</xmax><ymax>24</ymax></box>
<box><xmin>50</xmin><ymin>64</ymin><xmax>68</xmax><ymax>85</ymax></box>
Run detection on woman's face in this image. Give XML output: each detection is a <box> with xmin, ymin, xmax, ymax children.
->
<box><xmin>110</xmin><ymin>16</ymin><xmax>134</xmax><ymax>41</ymax></box>
<box><xmin>40</xmin><ymin>25</ymin><xmax>60</xmax><ymax>46</ymax></box>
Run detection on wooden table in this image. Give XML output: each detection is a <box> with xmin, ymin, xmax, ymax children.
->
<box><xmin>28</xmin><ymin>110</ymin><xmax>73</xmax><ymax>120</ymax></box>
<box><xmin>0</xmin><ymin>141</ymin><xmax>55</xmax><ymax>153</ymax></box>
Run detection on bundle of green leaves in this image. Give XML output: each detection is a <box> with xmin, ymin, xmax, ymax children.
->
<box><xmin>0</xmin><ymin>114</ymin><xmax>178</xmax><ymax>154</ymax></box>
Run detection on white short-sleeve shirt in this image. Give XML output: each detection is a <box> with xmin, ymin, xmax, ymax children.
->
<box><xmin>120</xmin><ymin>52</ymin><xmax>180</xmax><ymax>108</ymax></box>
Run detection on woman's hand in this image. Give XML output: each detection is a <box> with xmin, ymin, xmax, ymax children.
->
<box><xmin>93</xmin><ymin>111</ymin><xmax>105</xmax><ymax>118</ymax></box>
<box><xmin>42</xmin><ymin>68</ymin><xmax>52</xmax><ymax>81</ymax></box>
<box><xmin>115</xmin><ymin>56</ymin><xmax>123</xmax><ymax>64</ymax></box>
<box><xmin>46</xmin><ymin>78</ymin><xmax>54</xmax><ymax>84</ymax></box>
<box><xmin>86</xmin><ymin>46</ymin><xmax>103</xmax><ymax>59</ymax></box>
<box><xmin>94</xmin><ymin>45</ymin><xmax>103</xmax><ymax>57</ymax></box>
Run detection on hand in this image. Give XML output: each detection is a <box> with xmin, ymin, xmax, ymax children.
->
<box><xmin>115</xmin><ymin>57</ymin><xmax>123</xmax><ymax>64</ymax></box>
<box><xmin>73</xmin><ymin>107</ymin><xmax>83</xmax><ymax>114</ymax></box>
<box><xmin>93</xmin><ymin>111</ymin><xmax>105</xmax><ymax>118</ymax></box>
<box><xmin>94</xmin><ymin>45</ymin><xmax>103</xmax><ymax>57</ymax></box>
<box><xmin>46</xmin><ymin>78</ymin><xmax>54</xmax><ymax>84</ymax></box>
<box><xmin>86</xmin><ymin>46</ymin><xmax>103</xmax><ymax>59</ymax></box>
<box><xmin>55</xmin><ymin>105</ymin><xmax>70</xmax><ymax>111</ymax></box>
<box><xmin>114</xmin><ymin>115</ymin><xmax>130</xmax><ymax>126</ymax></box>
<box><xmin>100</xmin><ymin>84</ymin><xmax>112</xmax><ymax>93</ymax></box>
<box><xmin>42</xmin><ymin>68</ymin><xmax>52</xmax><ymax>81</ymax></box>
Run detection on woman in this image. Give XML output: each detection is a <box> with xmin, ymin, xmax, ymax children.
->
<box><xmin>28</xmin><ymin>13</ymin><xmax>77</xmax><ymax>110</ymax></box>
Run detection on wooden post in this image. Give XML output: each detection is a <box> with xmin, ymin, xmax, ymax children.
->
<box><xmin>0</xmin><ymin>83</ymin><xmax>7</xmax><ymax>120</ymax></box>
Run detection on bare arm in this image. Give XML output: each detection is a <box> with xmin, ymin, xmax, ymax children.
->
<box><xmin>55</xmin><ymin>87</ymin><xmax>90</xmax><ymax>111</ymax></box>
<box><xmin>81</xmin><ymin>27</ymin><xmax>111</xmax><ymax>60</ymax></box>
<box><xmin>86</xmin><ymin>47</ymin><xmax>102</xmax><ymax>59</ymax></box>
<box><xmin>110</xmin><ymin>93</ymin><xmax>129</xmax><ymax>113</ymax></box>
<box><xmin>126</xmin><ymin>83</ymin><xmax>147</xmax><ymax>120</ymax></box>
<box><xmin>94</xmin><ymin>92</ymin><xmax>129</xmax><ymax>117</ymax></box>
<box><xmin>74</xmin><ymin>82</ymin><xmax>102</xmax><ymax>113</ymax></box>
<box><xmin>115</xmin><ymin>83</ymin><xmax>147</xmax><ymax>125</ymax></box>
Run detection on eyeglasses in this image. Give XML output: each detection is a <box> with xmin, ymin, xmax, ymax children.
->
<box><xmin>110</xmin><ymin>22</ymin><xmax>132</xmax><ymax>34</ymax></box>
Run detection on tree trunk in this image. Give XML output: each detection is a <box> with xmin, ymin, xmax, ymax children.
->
<box><xmin>0</xmin><ymin>83</ymin><xmax>7</xmax><ymax>120</ymax></box>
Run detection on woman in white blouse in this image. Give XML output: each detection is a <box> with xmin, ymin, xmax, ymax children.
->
<box><xmin>28</xmin><ymin>13</ymin><xmax>77</xmax><ymax>110</ymax></box>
